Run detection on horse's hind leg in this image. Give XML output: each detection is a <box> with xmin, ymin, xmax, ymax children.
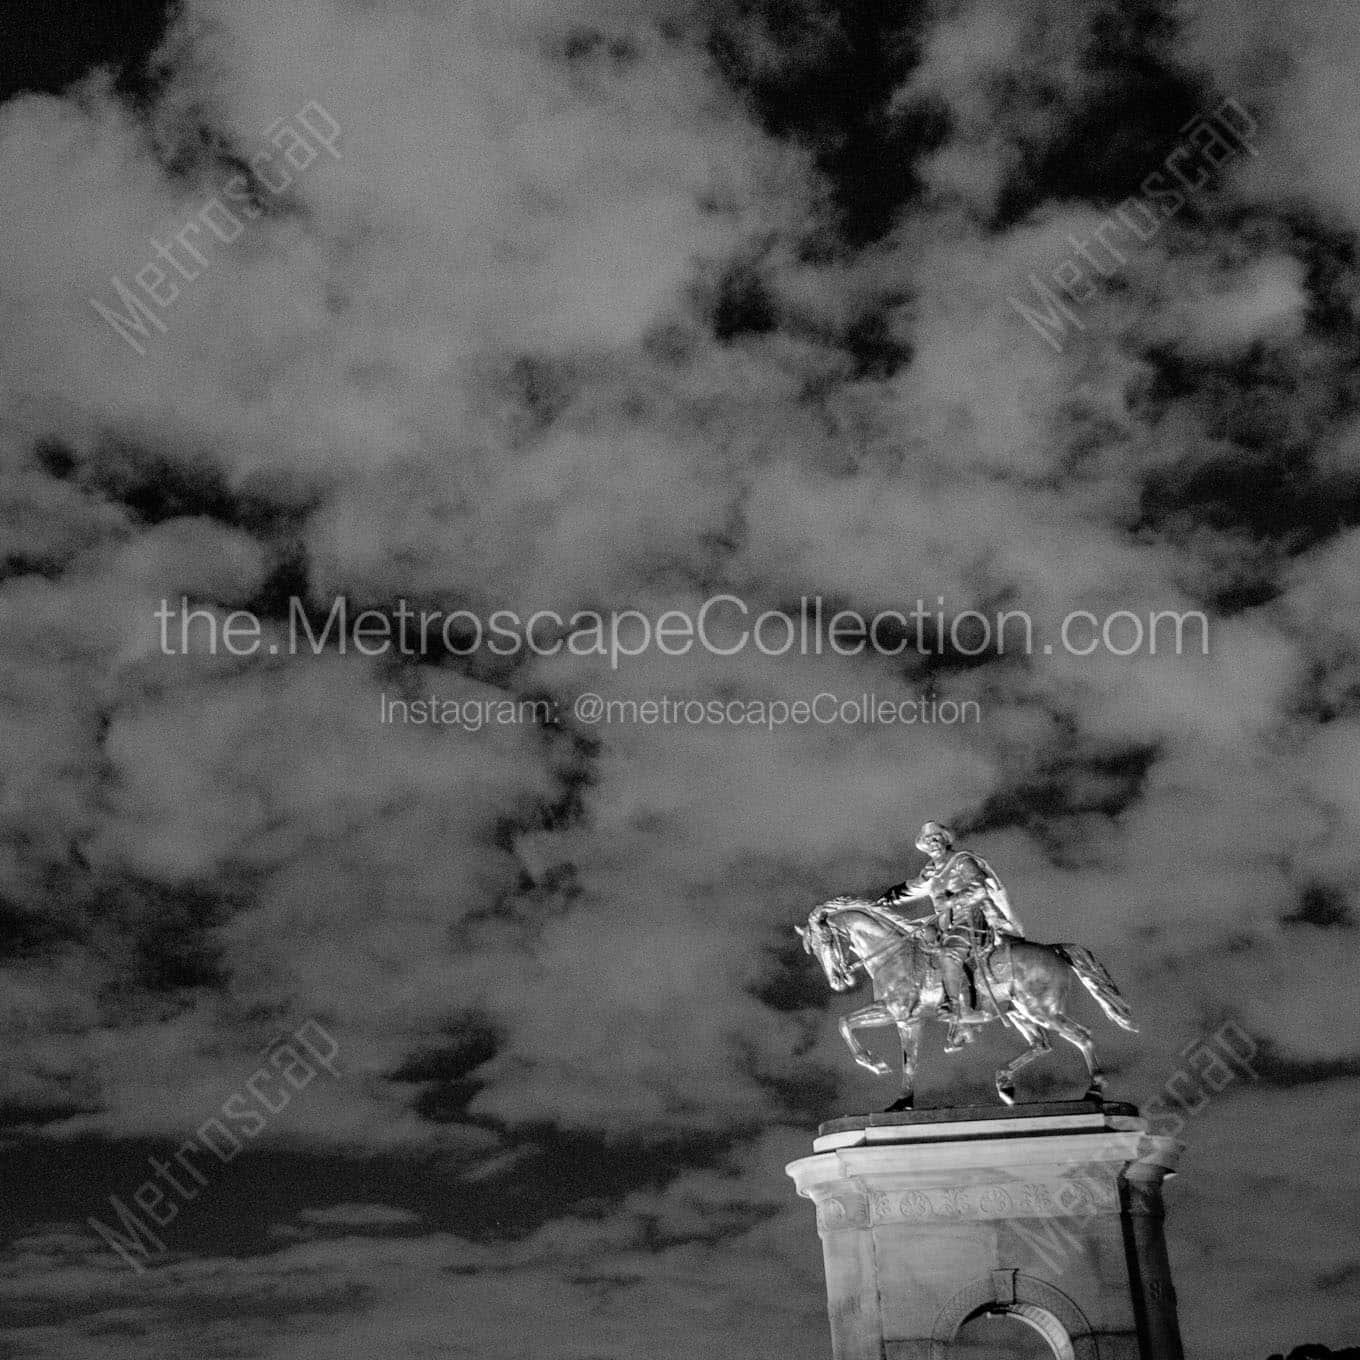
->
<box><xmin>1047</xmin><ymin>1011</ymin><xmax>1103</xmax><ymax>1099</ymax></box>
<box><xmin>995</xmin><ymin>1012</ymin><xmax>1050</xmax><ymax>1105</ymax></box>
<box><xmin>839</xmin><ymin>1003</ymin><xmax>894</xmax><ymax>1076</ymax></box>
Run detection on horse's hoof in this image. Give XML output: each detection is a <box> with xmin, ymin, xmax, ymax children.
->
<box><xmin>884</xmin><ymin>1097</ymin><xmax>914</xmax><ymax>1113</ymax></box>
<box><xmin>997</xmin><ymin>1084</ymin><xmax>1016</xmax><ymax>1106</ymax></box>
<box><xmin>1082</xmin><ymin>1086</ymin><xmax>1105</xmax><ymax>1104</ymax></box>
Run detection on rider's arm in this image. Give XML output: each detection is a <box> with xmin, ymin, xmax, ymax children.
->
<box><xmin>876</xmin><ymin>871</ymin><xmax>932</xmax><ymax>910</ymax></box>
<box><xmin>940</xmin><ymin>855</ymin><xmax>987</xmax><ymax>909</ymax></box>
<box><xmin>946</xmin><ymin>882</ymin><xmax>988</xmax><ymax>908</ymax></box>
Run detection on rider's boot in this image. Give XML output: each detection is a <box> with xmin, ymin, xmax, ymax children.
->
<box><xmin>943</xmin><ymin>955</ymin><xmax>986</xmax><ymax>1025</ymax></box>
<box><xmin>938</xmin><ymin>957</ymin><xmax>973</xmax><ymax>1052</ymax></box>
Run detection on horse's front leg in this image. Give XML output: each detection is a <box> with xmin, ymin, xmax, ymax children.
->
<box><xmin>839</xmin><ymin>1003</ymin><xmax>894</xmax><ymax>1077</ymax></box>
<box><xmin>884</xmin><ymin>1011</ymin><xmax>924</xmax><ymax>1112</ymax></box>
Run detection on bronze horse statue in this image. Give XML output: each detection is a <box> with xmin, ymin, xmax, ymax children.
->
<box><xmin>797</xmin><ymin>895</ymin><xmax>1136</xmax><ymax>1108</ymax></box>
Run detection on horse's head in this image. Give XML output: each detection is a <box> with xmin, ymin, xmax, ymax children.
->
<box><xmin>796</xmin><ymin>899</ymin><xmax>856</xmax><ymax>992</ymax></box>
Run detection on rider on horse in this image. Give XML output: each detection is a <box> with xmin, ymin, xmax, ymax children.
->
<box><xmin>874</xmin><ymin>822</ymin><xmax>1025</xmax><ymax>1044</ymax></box>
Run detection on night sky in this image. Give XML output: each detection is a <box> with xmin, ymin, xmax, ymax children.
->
<box><xmin>2</xmin><ymin>1</ymin><xmax>1359</xmax><ymax>1357</ymax></box>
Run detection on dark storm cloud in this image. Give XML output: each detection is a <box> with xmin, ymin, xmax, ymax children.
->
<box><xmin>1</xmin><ymin>0</ymin><xmax>1360</xmax><ymax>1357</ymax></box>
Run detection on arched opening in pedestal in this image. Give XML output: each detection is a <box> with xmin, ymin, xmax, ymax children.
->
<box><xmin>932</xmin><ymin>1270</ymin><xmax>1093</xmax><ymax>1360</ymax></box>
<box><xmin>952</xmin><ymin>1305</ymin><xmax>1075</xmax><ymax>1360</ymax></box>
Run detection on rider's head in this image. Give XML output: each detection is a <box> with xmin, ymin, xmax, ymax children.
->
<box><xmin>916</xmin><ymin>821</ymin><xmax>954</xmax><ymax>856</ymax></box>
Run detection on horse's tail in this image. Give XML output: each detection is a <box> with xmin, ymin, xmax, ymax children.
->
<box><xmin>1052</xmin><ymin>944</ymin><xmax>1138</xmax><ymax>1032</ymax></box>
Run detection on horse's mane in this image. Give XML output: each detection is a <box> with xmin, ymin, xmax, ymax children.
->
<box><xmin>820</xmin><ymin>895</ymin><xmax>917</xmax><ymax>935</ymax></box>
<box><xmin>818</xmin><ymin>897</ymin><xmax>930</xmax><ymax>973</ymax></box>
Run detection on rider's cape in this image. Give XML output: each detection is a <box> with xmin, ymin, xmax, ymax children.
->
<box><xmin>949</xmin><ymin>850</ymin><xmax>1023</xmax><ymax>940</ymax></box>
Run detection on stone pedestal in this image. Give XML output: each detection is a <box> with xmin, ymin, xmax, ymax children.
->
<box><xmin>786</xmin><ymin>1103</ymin><xmax>1184</xmax><ymax>1360</ymax></box>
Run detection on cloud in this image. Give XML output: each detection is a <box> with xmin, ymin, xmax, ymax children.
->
<box><xmin>294</xmin><ymin>1203</ymin><xmax>420</xmax><ymax>1229</ymax></box>
<box><xmin>0</xmin><ymin>1131</ymin><xmax>834</xmax><ymax>1360</ymax></box>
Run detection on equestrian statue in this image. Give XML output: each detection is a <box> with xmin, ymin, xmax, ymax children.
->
<box><xmin>796</xmin><ymin>821</ymin><xmax>1136</xmax><ymax>1108</ymax></box>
